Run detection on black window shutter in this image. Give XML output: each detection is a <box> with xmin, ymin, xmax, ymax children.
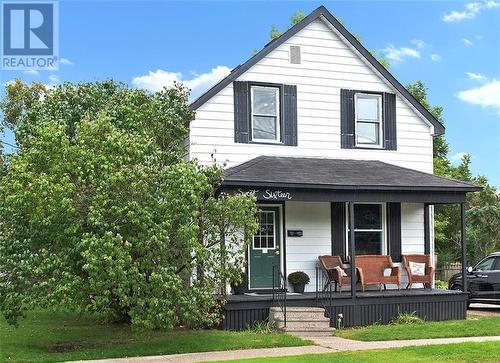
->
<box><xmin>383</xmin><ymin>92</ymin><xmax>397</xmax><ymax>150</ymax></box>
<box><xmin>233</xmin><ymin>81</ymin><xmax>250</xmax><ymax>143</ymax></box>
<box><xmin>387</xmin><ymin>202</ymin><xmax>402</xmax><ymax>262</ymax></box>
<box><xmin>331</xmin><ymin>202</ymin><xmax>346</xmax><ymax>261</ymax></box>
<box><xmin>340</xmin><ymin>89</ymin><xmax>355</xmax><ymax>148</ymax></box>
<box><xmin>283</xmin><ymin>84</ymin><xmax>298</xmax><ymax>146</ymax></box>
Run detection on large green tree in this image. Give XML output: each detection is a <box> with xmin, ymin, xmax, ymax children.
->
<box><xmin>407</xmin><ymin>81</ymin><xmax>500</xmax><ymax>265</ymax></box>
<box><xmin>0</xmin><ymin>81</ymin><xmax>257</xmax><ymax>329</ymax></box>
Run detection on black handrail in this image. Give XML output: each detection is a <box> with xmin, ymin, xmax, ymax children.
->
<box><xmin>315</xmin><ymin>263</ymin><xmax>333</xmax><ymax>320</ymax></box>
<box><xmin>272</xmin><ymin>264</ymin><xmax>287</xmax><ymax>327</ymax></box>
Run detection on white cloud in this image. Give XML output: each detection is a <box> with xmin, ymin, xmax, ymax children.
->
<box><xmin>132</xmin><ymin>65</ymin><xmax>231</xmax><ymax>100</ymax></box>
<box><xmin>443</xmin><ymin>1</ymin><xmax>499</xmax><ymax>22</ymax></box>
<box><xmin>451</xmin><ymin>152</ymin><xmax>467</xmax><ymax>164</ymax></box>
<box><xmin>462</xmin><ymin>38</ymin><xmax>473</xmax><ymax>46</ymax></box>
<box><xmin>466</xmin><ymin>72</ymin><xmax>487</xmax><ymax>82</ymax></box>
<box><xmin>60</xmin><ymin>57</ymin><xmax>73</xmax><ymax>65</ymax></box>
<box><xmin>48</xmin><ymin>74</ymin><xmax>60</xmax><ymax>84</ymax></box>
<box><xmin>458</xmin><ymin>79</ymin><xmax>500</xmax><ymax>114</ymax></box>
<box><xmin>430</xmin><ymin>54</ymin><xmax>442</xmax><ymax>62</ymax></box>
<box><xmin>411</xmin><ymin>39</ymin><xmax>426</xmax><ymax>49</ymax></box>
<box><xmin>383</xmin><ymin>45</ymin><xmax>421</xmax><ymax>64</ymax></box>
<box><xmin>24</xmin><ymin>68</ymin><xmax>38</xmax><ymax>75</ymax></box>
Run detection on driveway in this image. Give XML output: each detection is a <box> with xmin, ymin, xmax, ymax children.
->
<box><xmin>468</xmin><ymin>303</ymin><xmax>500</xmax><ymax>317</ymax></box>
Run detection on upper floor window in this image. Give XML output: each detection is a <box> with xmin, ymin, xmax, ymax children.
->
<box><xmin>355</xmin><ymin>93</ymin><xmax>383</xmax><ymax>148</ymax></box>
<box><xmin>251</xmin><ymin>86</ymin><xmax>281</xmax><ymax>142</ymax></box>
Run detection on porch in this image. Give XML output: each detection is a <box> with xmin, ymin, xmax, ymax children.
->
<box><xmin>222</xmin><ymin>156</ymin><xmax>480</xmax><ymax>330</ymax></box>
<box><xmin>224</xmin><ymin>289</ymin><xmax>467</xmax><ymax>330</ymax></box>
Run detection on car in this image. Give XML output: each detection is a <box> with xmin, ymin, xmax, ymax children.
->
<box><xmin>448</xmin><ymin>252</ymin><xmax>500</xmax><ymax>305</ymax></box>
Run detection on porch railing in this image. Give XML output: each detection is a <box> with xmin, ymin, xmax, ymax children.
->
<box><xmin>272</xmin><ymin>264</ymin><xmax>287</xmax><ymax>327</ymax></box>
<box><xmin>315</xmin><ymin>263</ymin><xmax>334</xmax><ymax>320</ymax></box>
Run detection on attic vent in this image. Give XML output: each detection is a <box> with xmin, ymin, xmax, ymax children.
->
<box><xmin>290</xmin><ymin>46</ymin><xmax>301</xmax><ymax>64</ymax></box>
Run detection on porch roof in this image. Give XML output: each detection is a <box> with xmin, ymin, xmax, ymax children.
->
<box><xmin>223</xmin><ymin>156</ymin><xmax>480</xmax><ymax>203</ymax></box>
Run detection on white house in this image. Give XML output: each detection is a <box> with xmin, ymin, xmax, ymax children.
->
<box><xmin>187</xmin><ymin>6</ymin><xmax>478</xmax><ymax>329</ymax></box>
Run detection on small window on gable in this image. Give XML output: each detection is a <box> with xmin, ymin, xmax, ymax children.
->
<box><xmin>355</xmin><ymin>93</ymin><xmax>383</xmax><ymax>147</ymax></box>
<box><xmin>251</xmin><ymin>86</ymin><xmax>281</xmax><ymax>142</ymax></box>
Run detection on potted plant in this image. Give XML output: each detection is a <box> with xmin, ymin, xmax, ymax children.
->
<box><xmin>288</xmin><ymin>271</ymin><xmax>310</xmax><ymax>293</ymax></box>
<box><xmin>230</xmin><ymin>272</ymin><xmax>248</xmax><ymax>295</ymax></box>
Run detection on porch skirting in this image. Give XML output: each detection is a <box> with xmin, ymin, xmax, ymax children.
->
<box><xmin>223</xmin><ymin>289</ymin><xmax>467</xmax><ymax>330</ymax></box>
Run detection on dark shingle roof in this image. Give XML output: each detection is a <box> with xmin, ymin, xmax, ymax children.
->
<box><xmin>224</xmin><ymin>156</ymin><xmax>480</xmax><ymax>192</ymax></box>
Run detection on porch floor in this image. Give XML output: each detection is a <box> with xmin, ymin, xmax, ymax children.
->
<box><xmin>226</xmin><ymin>288</ymin><xmax>463</xmax><ymax>303</ymax></box>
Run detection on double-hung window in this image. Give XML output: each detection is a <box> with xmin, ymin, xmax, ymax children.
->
<box><xmin>351</xmin><ymin>203</ymin><xmax>385</xmax><ymax>255</ymax></box>
<box><xmin>251</xmin><ymin>86</ymin><xmax>280</xmax><ymax>142</ymax></box>
<box><xmin>355</xmin><ymin>93</ymin><xmax>383</xmax><ymax>147</ymax></box>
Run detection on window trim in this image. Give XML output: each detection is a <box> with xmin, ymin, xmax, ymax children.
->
<box><xmin>253</xmin><ymin>210</ymin><xmax>277</xmax><ymax>251</ymax></box>
<box><xmin>345</xmin><ymin>202</ymin><xmax>387</xmax><ymax>255</ymax></box>
<box><xmin>354</xmin><ymin>92</ymin><xmax>384</xmax><ymax>149</ymax></box>
<box><xmin>248</xmin><ymin>83</ymin><xmax>283</xmax><ymax>144</ymax></box>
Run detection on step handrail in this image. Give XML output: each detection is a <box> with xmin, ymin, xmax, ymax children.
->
<box><xmin>315</xmin><ymin>263</ymin><xmax>333</xmax><ymax>320</ymax></box>
<box><xmin>272</xmin><ymin>264</ymin><xmax>287</xmax><ymax>327</ymax></box>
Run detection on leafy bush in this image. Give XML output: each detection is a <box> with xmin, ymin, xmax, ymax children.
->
<box><xmin>247</xmin><ymin>319</ymin><xmax>280</xmax><ymax>333</ymax></box>
<box><xmin>390</xmin><ymin>312</ymin><xmax>424</xmax><ymax>325</ymax></box>
<box><xmin>288</xmin><ymin>271</ymin><xmax>310</xmax><ymax>285</ymax></box>
<box><xmin>435</xmin><ymin>280</ymin><xmax>448</xmax><ymax>290</ymax></box>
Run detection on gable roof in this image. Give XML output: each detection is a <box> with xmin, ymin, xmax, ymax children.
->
<box><xmin>224</xmin><ymin>156</ymin><xmax>480</xmax><ymax>192</ymax></box>
<box><xmin>190</xmin><ymin>5</ymin><xmax>445</xmax><ymax>135</ymax></box>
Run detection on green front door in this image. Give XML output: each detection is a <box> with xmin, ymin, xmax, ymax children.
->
<box><xmin>249</xmin><ymin>206</ymin><xmax>281</xmax><ymax>289</ymax></box>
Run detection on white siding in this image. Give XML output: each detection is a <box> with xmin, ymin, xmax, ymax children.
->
<box><xmin>285</xmin><ymin>202</ymin><xmax>331</xmax><ymax>293</ymax></box>
<box><xmin>401</xmin><ymin>203</ymin><xmax>425</xmax><ymax>255</ymax></box>
<box><xmin>190</xmin><ymin>18</ymin><xmax>434</xmax><ymax>173</ymax></box>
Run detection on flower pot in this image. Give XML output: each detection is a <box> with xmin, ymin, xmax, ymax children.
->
<box><xmin>292</xmin><ymin>283</ymin><xmax>305</xmax><ymax>293</ymax></box>
<box><xmin>231</xmin><ymin>284</ymin><xmax>246</xmax><ymax>295</ymax></box>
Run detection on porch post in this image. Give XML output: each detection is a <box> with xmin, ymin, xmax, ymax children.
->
<box><xmin>348</xmin><ymin>202</ymin><xmax>356</xmax><ymax>300</ymax></box>
<box><xmin>460</xmin><ymin>202</ymin><xmax>467</xmax><ymax>293</ymax></box>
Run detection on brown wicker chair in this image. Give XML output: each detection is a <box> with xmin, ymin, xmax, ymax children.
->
<box><xmin>318</xmin><ymin>255</ymin><xmax>359</xmax><ymax>293</ymax></box>
<box><xmin>402</xmin><ymin>254</ymin><xmax>435</xmax><ymax>289</ymax></box>
<box><xmin>355</xmin><ymin>255</ymin><xmax>401</xmax><ymax>292</ymax></box>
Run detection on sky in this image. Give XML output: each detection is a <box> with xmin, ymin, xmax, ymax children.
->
<box><xmin>1</xmin><ymin>0</ymin><xmax>499</xmax><ymax>185</ymax></box>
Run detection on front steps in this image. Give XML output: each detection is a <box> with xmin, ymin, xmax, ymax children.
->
<box><xmin>269</xmin><ymin>306</ymin><xmax>335</xmax><ymax>337</ymax></box>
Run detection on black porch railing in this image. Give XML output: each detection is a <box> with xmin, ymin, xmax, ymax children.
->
<box><xmin>272</xmin><ymin>264</ymin><xmax>287</xmax><ymax>327</ymax></box>
<box><xmin>315</xmin><ymin>263</ymin><xmax>334</xmax><ymax>320</ymax></box>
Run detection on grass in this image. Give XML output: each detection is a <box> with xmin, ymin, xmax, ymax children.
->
<box><xmin>336</xmin><ymin>315</ymin><xmax>500</xmax><ymax>341</ymax></box>
<box><xmin>224</xmin><ymin>342</ymin><xmax>500</xmax><ymax>362</ymax></box>
<box><xmin>0</xmin><ymin>310</ymin><xmax>309</xmax><ymax>362</ymax></box>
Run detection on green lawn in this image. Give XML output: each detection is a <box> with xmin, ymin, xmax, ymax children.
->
<box><xmin>224</xmin><ymin>342</ymin><xmax>500</xmax><ymax>363</ymax></box>
<box><xmin>0</xmin><ymin>310</ymin><xmax>309</xmax><ymax>363</ymax></box>
<box><xmin>336</xmin><ymin>315</ymin><xmax>500</xmax><ymax>341</ymax></box>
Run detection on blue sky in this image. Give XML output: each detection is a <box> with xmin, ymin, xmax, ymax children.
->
<box><xmin>1</xmin><ymin>1</ymin><xmax>499</xmax><ymax>185</ymax></box>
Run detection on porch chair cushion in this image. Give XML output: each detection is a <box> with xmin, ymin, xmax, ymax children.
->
<box><xmin>355</xmin><ymin>255</ymin><xmax>401</xmax><ymax>291</ymax></box>
<box><xmin>402</xmin><ymin>254</ymin><xmax>435</xmax><ymax>289</ymax></box>
<box><xmin>409</xmin><ymin>261</ymin><xmax>426</xmax><ymax>276</ymax></box>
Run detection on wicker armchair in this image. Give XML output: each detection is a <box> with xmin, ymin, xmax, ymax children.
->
<box><xmin>318</xmin><ymin>255</ymin><xmax>359</xmax><ymax>293</ymax></box>
<box><xmin>355</xmin><ymin>255</ymin><xmax>401</xmax><ymax>292</ymax></box>
<box><xmin>402</xmin><ymin>254</ymin><xmax>435</xmax><ymax>289</ymax></box>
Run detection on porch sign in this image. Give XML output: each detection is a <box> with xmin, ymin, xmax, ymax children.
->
<box><xmin>237</xmin><ymin>188</ymin><xmax>293</xmax><ymax>201</ymax></box>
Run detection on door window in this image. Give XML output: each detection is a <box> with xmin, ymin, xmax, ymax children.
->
<box><xmin>254</xmin><ymin>210</ymin><xmax>276</xmax><ymax>249</ymax></box>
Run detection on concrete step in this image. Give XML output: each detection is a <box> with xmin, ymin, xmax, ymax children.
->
<box><xmin>288</xmin><ymin>331</ymin><xmax>336</xmax><ymax>337</ymax></box>
<box><xmin>283</xmin><ymin>325</ymin><xmax>336</xmax><ymax>333</ymax></box>
<box><xmin>270</xmin><ymin>307</ymin><xmax>325</xmax><ymax>313</ymax></box>
<box><xmin>276</xmin><ymin>320</ymin><xmax>332</xmax><ymax>329</ymax></box>
<box><xmin>269</xmin><ymin>310</ymin><xmax>328</xmax><ymax>320</ymax></box>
